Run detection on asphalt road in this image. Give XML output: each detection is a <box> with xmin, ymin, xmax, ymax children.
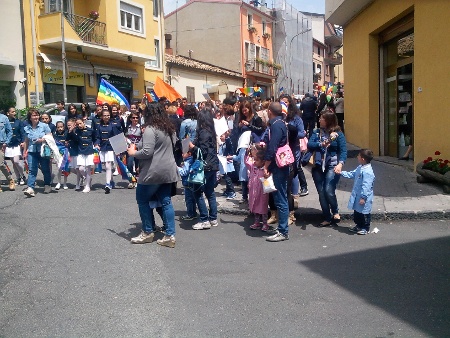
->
<box><xmin>0</xmin><ymin>176</ymin><xmax>449</xmax><ymax>337</ymax></box>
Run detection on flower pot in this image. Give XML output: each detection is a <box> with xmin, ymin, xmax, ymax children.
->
<box><xmin>416</xmin><ymin>163</ymin><xmax>450</xmax><ymax>193</ymax></box>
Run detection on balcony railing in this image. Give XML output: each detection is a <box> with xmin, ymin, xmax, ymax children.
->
<box><xmin>325</xmin><ymin>53</ymin><xmax>343</xmax><ymax>65</ymax></box>
<box><xmin>64</xmin><ymin>13</ymin><xmax>107</xmax><ymax>46</ymax></box>
<box><xmin>245</xmin><ymin>58</ymin><xmax>277</xmax><ymax>77</ymax></box>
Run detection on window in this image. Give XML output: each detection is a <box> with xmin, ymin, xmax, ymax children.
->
<box><xmin>317</xmin><ymin>47</ymin><xmax>321</xmax><ymax>56</ymax></box>
<box><xmin>153</xmin><ymin>0</ymin><xmax>159</xmax><ymax>17</ymax></box>
<box><xmin>46</xmin><ymin>0</ymin><xmax>72</xmax><ymax>14</ymax></box>
<box><xmin>186</xmin><ymin>86</ymin><xmax>195</xmax><ymax>103</ymax></box>
<box><xmin>146</xmin><ymin>40</ymin><xmax>160</xmax><ymax>68</ymax></box>
<box><xmin>120</xmin><ymin>1</ymin><xmax>143</xmax><ymax>34</ymax></box>
<box><xmin>262</xmin><ymin>22</ymin><xmax>266</xmax><ymax>34</ymax></box>
<box><xmin>247</xmin><ymin>14</ymin><xmax>253</xmax><ymax>28</ymax></box>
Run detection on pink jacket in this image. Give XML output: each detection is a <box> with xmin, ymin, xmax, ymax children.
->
<box><xmin>245</xmin><ymin>155</ymin><xmax>269</xmax><ymax>215</ymax></box>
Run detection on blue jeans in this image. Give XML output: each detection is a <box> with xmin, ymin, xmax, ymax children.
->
<box><xmin>184</xmin><ymin>186</ymin><xmax>197</xmax><ymax>217</ymax></box>
<box><xmin>193</xmin><ymin>170</ymin><xmax>218</xmax><ymax>222</ymax></box>
<box><xmin>126</xmin><ymin>154</ymin><xmax>139</xmax><ymax>175</ymax></box>
<box><xmin>271</xmin><ymin>166</ymin><xmax>289</xmax><ymax>235</ymax></box>
<box><xmin>311</xmin><ymin>166</ymin><xmax>341</xmax><ymax>222</ymax></box>
<box><xmin>223</xmin><ymin>173</ymin><xmax>235</xmax><ymax>195</ymax></box>
<box><xmin>27</xmin><ymin>152</ymin><xmax>51</xmax><ymax>189</ymax></box>
<box><xmin>136</xmin><ymin>183</ymin><xmax>176</xmax><ymax>236</ymax></box>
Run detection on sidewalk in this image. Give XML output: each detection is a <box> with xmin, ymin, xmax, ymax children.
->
<box><xmin>217</xmin><ymin>144</ymin><xmax>450</xmax><ymax>221</ymax></box>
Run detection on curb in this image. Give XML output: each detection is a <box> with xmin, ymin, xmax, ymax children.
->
<box><xmin>217</xmin><ymin>206</ymin><xmax>450</xmax><ymax>221</ymax></box>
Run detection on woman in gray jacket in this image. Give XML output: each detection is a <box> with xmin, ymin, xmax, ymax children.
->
<box><xmin>127</xmin><ymin>103</ymin><xmax>179</xmax><ymax>248</ymax></box>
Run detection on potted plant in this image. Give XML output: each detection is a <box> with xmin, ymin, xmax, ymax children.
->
<box><xmin>262</xmin><ymin>33</ymin><xmax>271</xmax><ymax>40</ymax></box>
<box><xmin>89</xmin><ymin>11</ymin><xmax>99</xmax><ymax>20</ymax></box>
<box><xmin>416</xmin><ymin>150</ymin><xmax>450</xmax><ymax>193</ymax></box>
<box><xmin>272</xmin><ymin>63</ymin><xmax>282</xmax><ymax>70</ymax></box>
<box><xmin>248</xmin><ymin>26</ymin><xmax>257</xmax><ymax>34</ymax></box>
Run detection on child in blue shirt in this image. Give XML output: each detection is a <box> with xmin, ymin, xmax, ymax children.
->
<box><xmin>178</xmin><ymin>151</ymin><xmax>198</xmax><ymax>220</ymax></box>
<box><xmin>53</xmin><ymin>121</ymin><xmax>69</xmax><ymax>190</ymax></box>
<box><xmin>341</xmin><ymin>149</ymin><xmax>375</xmax><ymax>235</ymax></box>
<box><xmin>218</xmin><ymin>131</ymin><xmax>236</xmax><ymax>199</ymax></box>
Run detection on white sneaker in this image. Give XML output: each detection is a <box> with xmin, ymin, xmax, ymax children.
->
<box><xmin>82</xmin><ymin>186</ymin><xmax>90</xmax><ymax>193</ymax></box>
<box><xmin>113</xmin><ymin>169</ymin><xmax>119</xmax><ymax>176</ymax></box>
<box><xmin>131</xmin><ymin>231</ymin><xmax>154</xmax><ymax>244</ymax></box>
<box><xmin>210</xmin><ymin>219</ymin><xmax>219</xmax><ymax>227</ymax></box>
<box><xmin>23</xmin><ymin>187</ymin><xmax>35</xmax><ymax>197</ymax></box>
<box><xmin>63</xmin><ymin>184</ymin><xmax>69</xmax><ymax>190</ymax></box>
<box><xmin>192</xmin><ymin>221</ymin><xmax>211</xmax><ymax>230</ymax></box>
<box><xmin>44</xmin><ymin>185</ymin><xmax>52</xmax><ymax>194</ymax></box>
<box><xmin>266</xmin><ymin>231</ymin><xmax>289</xmax><ymax>242</ymax></box>
<box><xmin>55</xmin><ymin>183</ymin><xmax>61</xmax><ymax>190</ymax></box>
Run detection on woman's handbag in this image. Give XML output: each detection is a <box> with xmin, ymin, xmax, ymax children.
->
<box><xmin>187</xmin><ymin>148</ymin><xmax>205</xmax><ymax>187</ymax></box>
<box><xmin>40</xmin><ymin>142</ymin><xmax>52</xmax><ymax>159</ymax></box>
<box><xmin>270</xmin><ymin>120</ymin><xmax>295</xmax><ymax>168</ymax></box>
<box><xmin>275</xmin><ymin>143</ymin><xmax>295</xmax><ymax>168</ymax></box>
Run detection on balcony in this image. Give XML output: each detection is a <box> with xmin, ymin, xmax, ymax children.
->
<box><xmin>38</xmin><ymin>12</ymin><xmax>153</xmax><ymax>63</ymax></box>
<box><xmin>64</xmin><ymin>13</ymin><xmax>107</xmax><ymax>46</ymax></box>
<box><xmin>324</xmin><ymin>53</ymin><xmax>343</xmax><ymax>66</ymax></box>
<box><xmin>245</xmin><ymin>59</ymin><xmax>277</xmax><ymax>79</ymax></box>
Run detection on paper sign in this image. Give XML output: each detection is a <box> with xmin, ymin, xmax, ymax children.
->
<box><xmin>218</xmin><ymin>155</ymin><xmax>235</xmax><ymax>174</ymax></box>
<box><xmin>214</xmin><ymin>117</ymin><xmax>229</xmax><ymax>137</ymax></box>
<box><xmin>109</xmin><ymin>132</ymin><xmax>128</xmax><ymax>154</ymax></box>
<box><xmin>181</xmin><ymin>137</ymin><xmax>191</xmax><ymax>154</ymax></box>
<box><xmin>51</xmin><ymin>115</ymin><xmax>65</xmax><ymax>125</ymax></box>
<box><xmin>85</xmin><ymin>120</ymin><xmax>92</xmax><ymax>128</ymax></box>
<box><xmin>202</xmin><ymin>93</ymin><xmax>211</xmax><ymax>100</ymax></box>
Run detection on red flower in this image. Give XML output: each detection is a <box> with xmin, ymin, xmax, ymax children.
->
<box><xmin>427</xmin><ymin>157</ymin><xmax>433</xmax><ymax>161</ymax></box>
<box><xmin>423</xmin><ymin>160</ymin><xmax>428</xmax><ymax>164</ymax></box>
<box><xmin>439</xmin><ymin>163</ymin><xmax>445</xmax><ymax>168</ymax></box>
<box><xmin>444</xmin><ymin>160</ymin><xmax>449</xmax><ymax>164</ymax></box>
<box><xmin>435</xmin><ymin>151</ymin><xmax>441</xmax><ymax>155</ymax></box>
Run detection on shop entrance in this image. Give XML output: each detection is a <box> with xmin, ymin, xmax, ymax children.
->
<box><xmin>382</xmin><ymin>30</ymin><xmax>414</xmax><ymax>159</ymax></box>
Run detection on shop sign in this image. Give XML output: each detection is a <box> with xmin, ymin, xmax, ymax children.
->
<box><xmin>97</xmin><ymin>74</ymin><xmax>132</xmax><ymax>91</ymax></box>
<box><xmin>43</xmin><ymin>69</ymin><xmax>85</xmax><ymax>86</ymax></box>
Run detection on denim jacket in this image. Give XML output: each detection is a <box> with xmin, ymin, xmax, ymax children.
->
<box><xmin>0</xmin><ymin>114</ymin><xmax>12</xmax><ymax>145</ymax></box>
<box><xmin>24</xmin><ymin>122</ymin><xmax>51</xmax><ymax>153</ymax></box>
<box><xmin>307</xmin><ymin>128</ymin><xmax>347</xmax><ymax>167</ymax></box>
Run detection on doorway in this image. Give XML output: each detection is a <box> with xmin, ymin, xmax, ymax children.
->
<box><xmin>382</xmin><ymin>31</ymin><xmax>414</xmax><ymax>158</ymax></box>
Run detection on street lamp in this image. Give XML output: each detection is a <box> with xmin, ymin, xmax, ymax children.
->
<box><xmin>288</xmin><ymin>28</ymin><xmax>311</xmax><ymax>94</ymax></box>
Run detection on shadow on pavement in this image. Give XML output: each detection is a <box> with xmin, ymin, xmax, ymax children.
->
<box><xmin>299</xmin><ymin>236</ymin><xmax>450</xmax><ymax>336</ymax></box>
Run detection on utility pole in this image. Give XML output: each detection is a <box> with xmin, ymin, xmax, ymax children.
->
<box><xmin>61</xmin><ymin>0</ymin><xmax>67</xmax><ymax>103</ymax></box>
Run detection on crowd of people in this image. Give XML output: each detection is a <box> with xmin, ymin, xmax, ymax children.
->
<box><xmin>0</xmin><ymin>89</ymin><xmax>376</xmax><ymax>248</ymax></box>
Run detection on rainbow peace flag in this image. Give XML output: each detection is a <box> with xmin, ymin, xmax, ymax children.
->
<box><xmin>96</xmin><ymin>78</ymin><xmax>130</xmax><ymax>108</ymax></box>
<box><xmin>115</xmin><ymin>155</ymin><xmax>136</xmax><ymax>183</ymax></box>
<box><xmin>238</xmin><ymin>87</ymin><xmax>263</xmax><ymax>96</ymax></box>
<box><xmin>144</xmin><ymin>90</ymin><xmax>159</xmax><ymax>103</ymax></box>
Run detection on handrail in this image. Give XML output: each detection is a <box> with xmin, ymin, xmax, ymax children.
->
<box><xmin>63</xmin><ymin>13</ymin><xmax>107</xmax><ymax>46</ymax></box>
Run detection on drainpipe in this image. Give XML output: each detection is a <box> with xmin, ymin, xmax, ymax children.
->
<box><xmin>19</xmin><ymin>0</ymin><xmax>29</xmax><ymax>107</ymax></box>
<box><xmin>29</xmin><ymin>0</ymin><xmax>40</xmax><ymax>105</ymax></box>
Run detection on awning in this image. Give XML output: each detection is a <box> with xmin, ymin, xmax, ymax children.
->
<box><xmin>0</xmin><ymin>57</ymin><xmax>17</xmax><ymax>69</ymax></box>
<box><xmin>40</xmin><ymin>53</ymin><xmax>93</xmax><ymax>75</ymax></box>
<box><xmin>93</xmin><ymin>64</ymin><xmax>138</xmax><ymax>79</ymax></box>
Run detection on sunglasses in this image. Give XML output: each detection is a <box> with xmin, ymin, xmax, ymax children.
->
<box><xmin>131</xmin><ymin>117</ymin><xmax>139</xmax><ymax>119</ymax></box>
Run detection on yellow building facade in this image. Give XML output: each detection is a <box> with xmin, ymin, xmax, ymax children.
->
<box><xmin>22</xmin><ymin>0</ymin><xmax>163</xmax><ymax>106</ymax></box>
<box><xmin>326</xmin><ymin>0</ymin><xmax>450</xmax><ymax>167</ymax></box>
